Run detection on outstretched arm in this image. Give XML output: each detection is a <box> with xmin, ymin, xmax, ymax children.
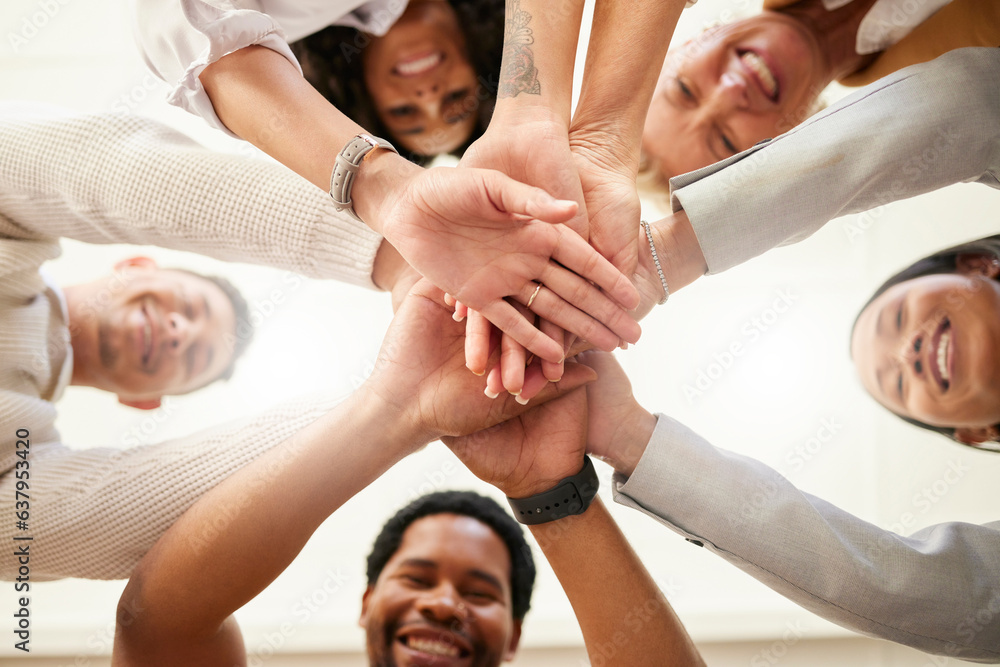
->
<box><xmin>112</xmin><ymin>281</ymin><xmax>595</xmax><ymax>665</ymax></box>
<box><xmin>580</xmin><ymin>351</ymin><xmax>1000</xmax><ymax>662</ymax></box>
<box><xmin>669</xmin><ymin>48</ymin><xmax>1000</xmax><ymax>274</ymax></box>
<box><xmin>446</xmin><ymin>389</ymin><xmax>703</xmax><ymax>666</ymax></box>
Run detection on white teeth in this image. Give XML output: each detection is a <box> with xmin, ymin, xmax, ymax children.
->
<box><xmin>407</xmin><ymin>636</ymin><xmax>460</xmax><ymax>657</ymax></box>
<box><xmin>937</xmin><ymin>330</ymin><xmax>950</xmax><ymax>382</ymax></box>
<box><xmin>741</xmin><ymin>51</ymin><xmax>777</xmax><ymax>99</ymax></box>
<box><xmin>396</xmin><ymin>53</ymin><xmax>442</xmax><ymax>76</ymax></box>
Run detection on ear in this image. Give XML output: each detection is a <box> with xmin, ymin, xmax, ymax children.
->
<box><xmin>359</xmin><ymin>585</ymin><xmax>375</xmax><ymax>628</ymax></box>
<box><xmin>118</xmin><ymin>396</ymin><xmax>162</xmax><ymax>411</ymax></box>
<box><xmin>114</xmin><ymin>256</ymin><xmax>158</xmax><ymax>272</ymax></box>
<box><xmin>955</xmin><ymin>253</ymin><xmax>1000</xmax><ymax>279</ymax></box>
<box><xmin>953</xmin><ymin>425</ymin><xmax>1000</xmax><ymax>446</ymax></box>
<box><xmin>502</xmin><ymin>619</ymin><xmax>522</xmax><ymax>662</ymax></box>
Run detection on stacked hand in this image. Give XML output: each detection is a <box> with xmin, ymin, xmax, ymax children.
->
<box><xmin>452</xmin><ymin>114</ymin><xmax>645</xmax><ymax>398</ymax></box>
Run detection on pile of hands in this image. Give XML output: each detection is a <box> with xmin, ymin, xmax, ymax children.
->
<box><xmin>372</xmin><ymin>107</ymin><xmax>665</xmax><ymax>498</ymax></box>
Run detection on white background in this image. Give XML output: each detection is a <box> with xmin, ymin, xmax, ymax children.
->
<box><xmin>1</xmin><ymin>0</ymin><xmax>998</xmax><ymax>664</ymax></box>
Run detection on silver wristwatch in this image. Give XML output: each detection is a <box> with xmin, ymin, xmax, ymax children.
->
<box><xmin>329</xmin><ymin>133</ymin><xmax>398</xmax><ymax>222</ymax></box>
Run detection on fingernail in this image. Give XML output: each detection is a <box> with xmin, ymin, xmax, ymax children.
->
<box><xmin>515</xmin><ymin>395</ymin><xmax>530</xmax><ymax>405</ymax></box>
<box><xmin>453</xmin><ymin>311</ymin><xmax>465</xmax><ymax>322</ymax></box>
<box><xmin>485</xmin><ymin>387</ymin><xmax>500</xmax><ymax>399</ymax></box>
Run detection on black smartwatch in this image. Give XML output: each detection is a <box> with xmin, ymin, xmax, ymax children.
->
<box><xmin>506</xmin><ymin>457</ymin><xmax>599</xmax><ymax>525</ymax></box>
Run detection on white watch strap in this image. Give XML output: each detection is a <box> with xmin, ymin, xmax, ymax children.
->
<box><xmin>329</xmin><ymin>133</ymin><xmax>398</xmax><ymax>222</ymax></box>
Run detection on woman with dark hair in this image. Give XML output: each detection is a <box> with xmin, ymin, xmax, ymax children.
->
<box><xmin>851</xmin><ymin>235</ymin><xmax>1000</xmax><ymax>451</ymax></box>
<box><xmin>290</xmin><ymin>0</ymin><xmax>504</xmax><ymax>165</ymax></box>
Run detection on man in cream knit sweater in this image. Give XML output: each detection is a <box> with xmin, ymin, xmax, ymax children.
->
<box><xmin>0</xmin><ymin>101</ymin><xmax>410</xmax><ymax>580</ymax></box>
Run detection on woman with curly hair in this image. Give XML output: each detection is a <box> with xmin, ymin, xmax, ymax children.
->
<box><xmin>289</xmin><ymin>0</ymin><xmax>503</xmax><ymax>164</ymax></box>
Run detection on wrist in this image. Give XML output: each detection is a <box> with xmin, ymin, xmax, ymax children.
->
<box><xmin>506</xmin><ymin>457</ymin><xmax>599</xmax><ymax>525</ymax></box>
<box><xmin>568</xmin><ymin>119</ymin><xmax>641</xmax><ymax>176</ymax></box>
<box><xmin>350</xmin><ymin>149</ymin><xmax>421</xmax><ymax>234</ymax></box>
<box><xmin>592</xmin><ymin>409</ymin><xmax>656</xmax><ymax>478</ymax></box>
<box><xmin>490</xmin><ymin>100</ymin><xmax>570</xmax><ymax>132</ymax></box>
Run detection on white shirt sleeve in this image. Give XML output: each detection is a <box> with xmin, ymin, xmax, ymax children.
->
<box><xmin>131</xmin><ymin>0</ymin><xmax>299</xmax><ymax>136</ymax></box>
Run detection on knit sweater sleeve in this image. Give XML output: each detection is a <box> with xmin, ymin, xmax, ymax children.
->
<box><xmin>0</xmin><ymin>102</ymin><xmax>384</xmax><ymax>289</ymax></box>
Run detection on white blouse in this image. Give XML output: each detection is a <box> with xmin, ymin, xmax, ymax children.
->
<box><xmin>131</xmin><ymin>0</ymin><xmax>408</xmax><ymax>135</ymax></box>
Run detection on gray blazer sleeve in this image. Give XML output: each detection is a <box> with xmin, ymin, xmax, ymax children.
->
<box><xmin>670</xmin><ymin>47</ymin><xmax>1000</xmax><ymax>274</ymax></box>
<box><xmin>612</xmin><ymin>415</ymin><xmax>1000</xmax><ymax>662</ymax></box>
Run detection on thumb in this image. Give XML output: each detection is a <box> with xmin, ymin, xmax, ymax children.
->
<box><xmin>482</xmin><ymin>171</ymin><xmax>578</xmax><ymax>223</ymax></box>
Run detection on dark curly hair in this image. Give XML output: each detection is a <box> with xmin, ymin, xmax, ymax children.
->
<box><xmin>290</xmin><ymin>0</ymin><xmax>504</xmax><ymax>165</ymax></box>
<box><xmin>366</xmin><ymin>490</ymin><xmax>536</xmax><ymax>619</ymax></box>
<box><xmin>852</xmin><ymin>234</ymin><xmax>1000</xmax><ymax>451</ymax></box>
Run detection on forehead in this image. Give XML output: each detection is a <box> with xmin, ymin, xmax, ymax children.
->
<box><xmin>387</xmin><ymin>514</ymin><xmax>512</xmax><ymax>583</ymax></box>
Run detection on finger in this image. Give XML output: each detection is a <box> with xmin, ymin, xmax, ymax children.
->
<box><xmin>537</xmin><ymin>264</ymin><xmax>641</xmax><ymax>344</ymax></box>
<box><xmin>453</xmin><ymin>300</ymin><xmax>469</xmax><ymax>323</ymax></box>
<box><xmin>551</xmin><ymin>226</ymin><xmax>641</xmax><ymax>310</ymax></box>
<box><xmin>518</xmin><ymin>359</ymin><xmax>552</xmax><ymax>402</ymax></box>
<box><xmin>540</xmin><ymin>318</ymin><xmax>564</xmax><ymax>382</ymax></box>
<box><xmin>500</xmin><ymin>331</ymin><xmax>528</xmax><ymax>397</ymax></box>
<box><xmin>465</xmin><ymin>309</ymin><xmax>494</xmax><ymax>376</ymax></box>
<box><xmin>485</xmin><ymin>364</ymin><xmax>504</xmax><ymax>399</ymax></box>
<box><xmin>518</xmin><ymin>281</ymin><xmax>639</xmax><ymax>353</ymax></box>
<box><xmin>480</xmin><ymin>171</ymin><xmax>578</xmax><ymax>224</ymax></box>
<box><xmin>478</xmin><ymin>300</ymin><xmax>564</xmax><ymax>363</ymax></box>
<box><xmin>444</xmin><ymin>293</ymin><xmax>456</xmax><ymax>308</ymax></box>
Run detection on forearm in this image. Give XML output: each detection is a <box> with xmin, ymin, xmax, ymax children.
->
<box><xmin>671</xmin><ymin>48</ymin><xmax>1000</xmax><ymax>274</ymax></box>
<box><xmin>530</xmin><ymin>497</ymin><xmax>703</xmax><ymax>666</ymax></box>
<box><xmin>613</xmin><ymin>415</ymin><xmax>1000</xmax><ymax>661</ymax></box>
<box><xmin>0</xmin><ymin>102</ymin><xmax>387</xmax><ymax>287</ymax></box>
<box><xmin>494</xmin><ymin>0</ymin><xmax>585</xmax><ymax>125</ymax></box>
<box><xmin>200</xmin><ymin>45</ymin><xmax>421</xmax><ymax>233</ymax></box>
<box><xmin>571</xmin><ymin>0</ymin><xmax>686</xmax><ymax>171</ymax></box>
<box><xmin>114</xmin><ymin>388</ymin><xmax>422</xmax><ymax>657</ymax></box>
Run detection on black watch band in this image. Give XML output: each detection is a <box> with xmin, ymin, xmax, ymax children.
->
<box><xmin>506</xmin><ymin>457</ymin><xmax>599</xmax><ymax>525</ymax></box>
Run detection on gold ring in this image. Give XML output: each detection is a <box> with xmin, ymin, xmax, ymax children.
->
<box><xmin>526</xmin><ymin>283</ymin><xmax>542</xmax><ymax>309</ymax></box>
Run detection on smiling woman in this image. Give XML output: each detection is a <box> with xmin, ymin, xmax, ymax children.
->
<box><xmin>851</xmin><ymin>235</ymin><xmax>1000</xmax><ymax>450</ymax></box>
<box><xmin>292</xmin><ymin>0</ymin><xmax>503</xmax><ymax>162</ymax></box>
<box><xmin>639</xmin><ymin>0</ymin><xmax>1000</xmax><ymax>183</ymax></box>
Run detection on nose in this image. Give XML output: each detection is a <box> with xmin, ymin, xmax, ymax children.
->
<box><xmin>416</xmin><ymin>583</ymin><xmax>468</xmax><ymax>625</ymax></box>
<box><xmin>899</xmin><ymin>333</ymin><xmax>924</xmax><ymax>375</ymax></box>
<box><xmin>414</xmin><ymin>80</ymin><xmax>441</xmax><ymax>98</ymax></box>
<box><xmin>711</xmin><ymin>72</ymin><xmax>750</xmax><ymax>111</ymax></box>
<box><xmin>165</xmin><ymin>311</ymin><xmax>192</xmax><ymax>352</ymax></box>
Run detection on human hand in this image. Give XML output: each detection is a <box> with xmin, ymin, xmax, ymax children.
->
<box><xmin>575</xmin><ymin>351</ymin><xmax>656</xmax><ymax>477</ymax></box>
<box><xmin>569</xmin><ymin>129</ymin><xmax>641</xmax><ymax>279</ymax></box>
<box><xmin>365</xmin><ymin>280</ymin><xmax>596</xmax><ymax>445</ymax></box>
<box><xmin>377</xmin><ymin>164</ymin><xmax>639</xmax><ymax>365</ymax></box>
<box><xmin>444</xmin><ymin>386</ymin><xmax>589</xmax><ymax>499</ymax></box>
<box><xmin>459</xmin><ymin>110</ymin><xmax>590</xmax><ymax>382</ymax></box>
<box><xmin>469</xmin><ymin>210</ymin><xmax>669</xmax><ymax>402</ymax></box>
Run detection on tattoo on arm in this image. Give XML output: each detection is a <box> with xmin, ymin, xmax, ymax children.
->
<box><xmin>499</xmin><ymin>0</ymin><xmax>541</xmax><ymax>98</ymax></box>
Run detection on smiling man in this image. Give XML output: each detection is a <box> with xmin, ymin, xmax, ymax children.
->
<box><xmin>360</xmin><ymin>491</ymin><xmax>533</xmax><ymax>667</ymax></box>
<box><xmin>61</xmin><ymin>257</ymin><xmax>245</xmax><ymax>410</ymax></box>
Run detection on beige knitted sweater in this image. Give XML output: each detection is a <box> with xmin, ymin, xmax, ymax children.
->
<box><xmin>0</xmin><ymin>103</ymin><xmax>378</xmax><ymax>579</ymax></box>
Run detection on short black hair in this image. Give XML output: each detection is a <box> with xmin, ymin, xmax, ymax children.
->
<box><xmin>290</xmin><ymin>0</ymin><xmax>504</xmax><ymax>164</ymax></box>
<box><xmin>852</xmin><ymin>234</ymin><xmax>1000</xmax><ymax>450</ymax></box>
<box><xmin>366</xmin><ymin>490</ymin><xmax>536</xmax><ymax>619</ymax></box>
